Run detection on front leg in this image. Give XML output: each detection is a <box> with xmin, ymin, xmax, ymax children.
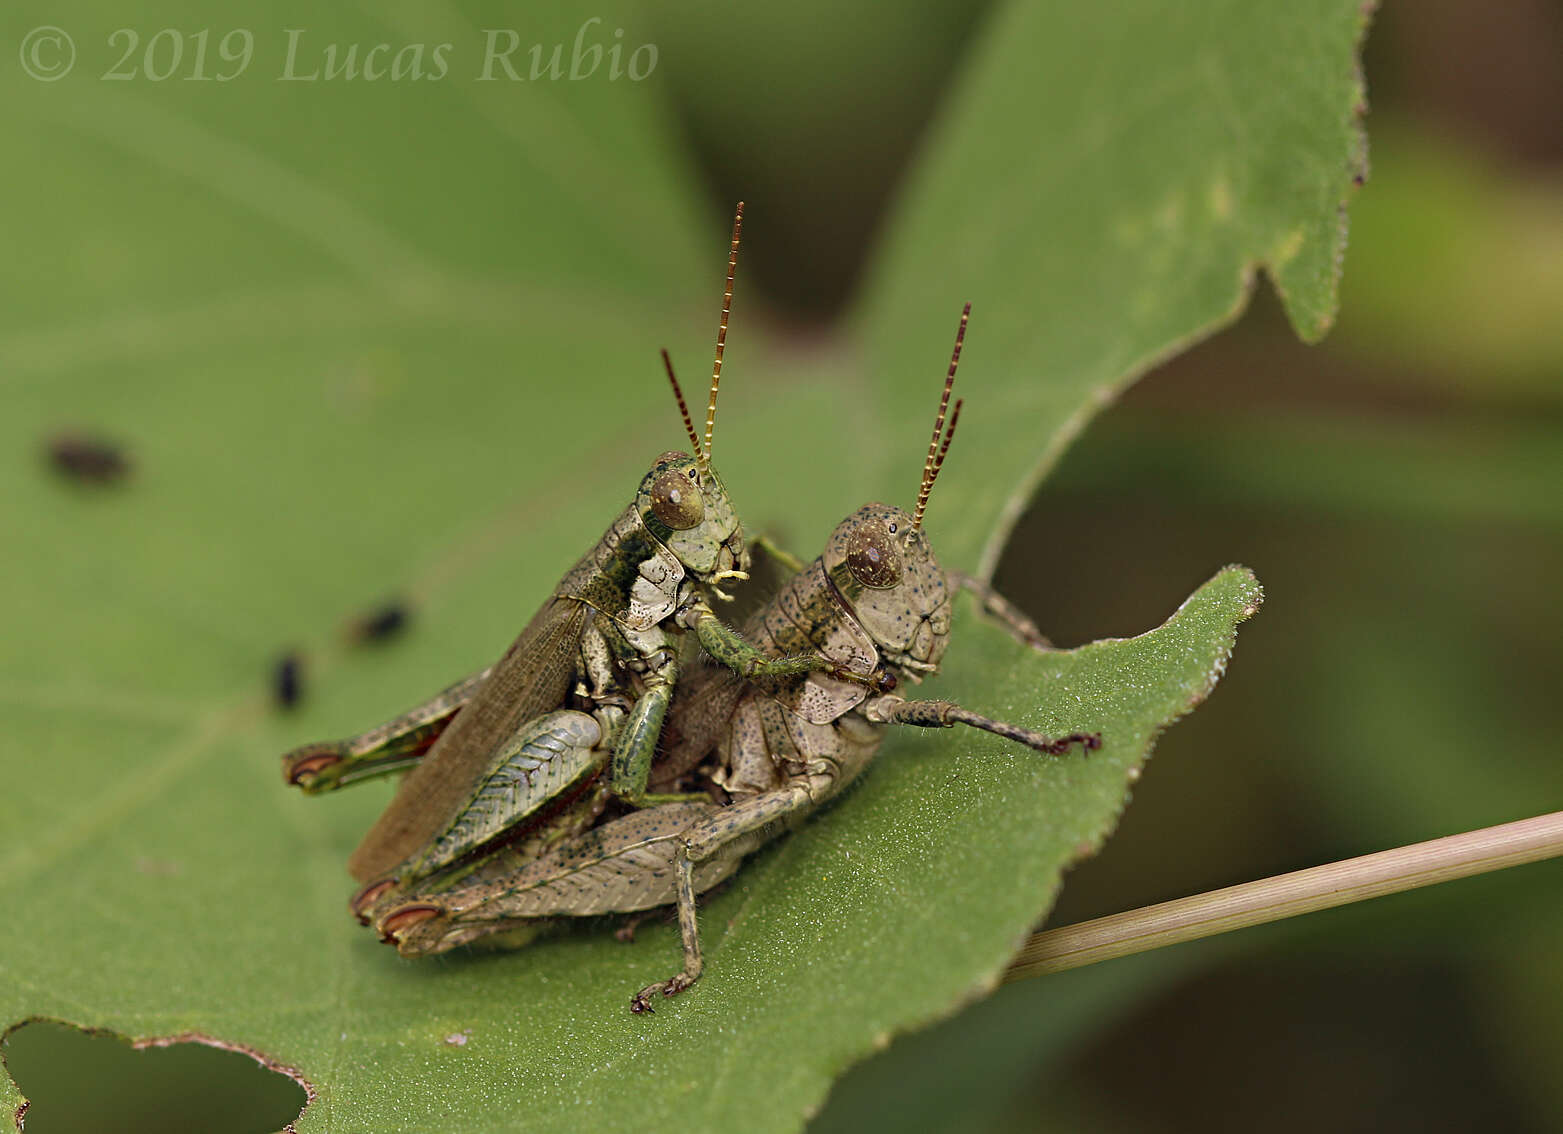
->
<box><xmin>608</xmin><ymin>646</ymin><xmax>711</xmax><ymax>808</ymax></box>
<box><xmin>865</xmin><ymin>695</ymin><xmax>1099</xmax><ymax>755</ymax></box>
<box><xmin>681</xmin><ymin>600</ymin><xmax>895</xmax><ymax>693</ymax></box>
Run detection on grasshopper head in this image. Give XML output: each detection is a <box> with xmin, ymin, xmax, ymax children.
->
<box><xmin>822</xmin><ymin>503</ymin><xmax>951</xmax><ymax>680</ymax></box>
<box><xmin>636</xmin><ymin>451</ymin><xmax>749</xmax><ymax>584</ymax></box>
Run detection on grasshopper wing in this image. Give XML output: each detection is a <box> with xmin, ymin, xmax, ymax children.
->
<box><xmin>348</xmin><ymin>596</ymin><xmax>590</xmax><ymax>882</ymax></box>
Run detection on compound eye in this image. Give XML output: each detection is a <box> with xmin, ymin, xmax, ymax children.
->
<box><xmin>845</xmin><ymin>520</ymin><xmax>902</xmax><ymax>589</ymax></box>
<box><xmin>650</xmin><ymin>469</ymin><xmax>706</xmax><ymax>530</ymax></box>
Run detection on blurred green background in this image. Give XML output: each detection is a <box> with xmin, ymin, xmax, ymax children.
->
<box><xmin>4</xmin><ymin>0</ymin><xmax>1562</xmax><ymax>1131</ymax></box>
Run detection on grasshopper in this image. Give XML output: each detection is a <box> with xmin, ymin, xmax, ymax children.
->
<box><xmin>360</xmin><ymin>305</ymin><xmax>1100</xmax><ymax>1011</ymax></box>
<box><xmin>281</xmin><ymin>204</ymin><xmax>884</xmax><ymax>920</ymax></box>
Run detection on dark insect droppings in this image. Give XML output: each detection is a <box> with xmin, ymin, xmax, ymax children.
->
<box><xmin>348</xmin><ymin>600</ymin><xmax>411</xmax><ymax>646</ymax></box>
<box><xmin>46</xmin><ymin>433</ymin><xmax>131</xmax><ymax>484</ymax></box>
<box><xmin>274</xmin><ymin>652</ymin><xmax>304</xmax><ymax>710</ymax></box>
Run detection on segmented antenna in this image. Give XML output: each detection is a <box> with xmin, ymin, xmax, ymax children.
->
<box><xmin>700</xmin><ymin>202</ymin><xmax>744</xmax><ymax>474</ymax></box>
<box><xmin>934</xmin><ymin>398</ymin><xmax>963</xmax><ymax>475</ymax></box>
<box><xmin>662</xmin><ymin>349</ymin><xmax>703</xmax><ymax>457</ymax></box>
<box><xmin>912</xmin><ymin>303</ymin><xmax>969</xmax><ymax>531</ymax></box>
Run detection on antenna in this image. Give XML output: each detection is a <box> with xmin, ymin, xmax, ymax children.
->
<box><xmin>912</xmin><ymin>303</ymin><xmax>969</xmax><ymax>531</ymax></box>
<box><xmin>700</xmin><ymin>202</ymin><xmax>744</xmax><ymax>474</ymax></box>
<box><xmin>933</xmin><ymin>398</ymin><xmax>963</xmax><ymax>477</ymax></box>
<box><xmin>662</xmin><ymin>349</ymin><xmax>702</xmax><ymax>456</ymax></box>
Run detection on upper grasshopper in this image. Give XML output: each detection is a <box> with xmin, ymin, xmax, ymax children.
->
<box><xmin>356</xmin><ymin>305</ymin><xmax>1100</xmax><ymax>1011</ymax></box>
<box><xmin>281</xmin><ymin>204</ymin><xmax>885</xmax><ymax>923</ymax></box>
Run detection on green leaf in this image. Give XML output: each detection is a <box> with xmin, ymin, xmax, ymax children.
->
<box><xmin>0</xmin><ymin>0</ymin><xmax>1361</xmax><ymax>1130</ymax></box>
<box><xmin>854</xmin><ymin>0</ymin><xmax>1369</xmax><ymax>574</ymax></box>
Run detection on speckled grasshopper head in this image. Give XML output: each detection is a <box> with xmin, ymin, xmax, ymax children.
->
<box><xmin>821</xmin><ymin>503</ymin><xmax>951</xmax><ymax>678</ymax></box>
<box><xmin>821</xmin><ymin>304</ymin><xmax>971</xmax><ymax>682</ymax></box>
<box><xmin>636</xmin><ymin>451</ymin><xmax>747</xmax><ymax>585</ymax></box>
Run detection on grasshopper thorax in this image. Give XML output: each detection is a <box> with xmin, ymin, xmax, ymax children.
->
<box><xmin>823</xmin><ymin>502</ymin><xmax>951</xmax><ymax>678</ymax></box>
<box><xmin>636</xmin><ymin>451</ymin><xmax>748</xmax><ymax>582</ymax></box>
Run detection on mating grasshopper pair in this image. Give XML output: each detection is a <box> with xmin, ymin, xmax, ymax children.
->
<box><xmin>282</xmin><ymin>210</ymin><xmax>1097</xmax><ymax>1011</ymax></box>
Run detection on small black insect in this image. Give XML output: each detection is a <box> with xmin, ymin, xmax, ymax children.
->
<box><xmin>46</xmin><ymin>433</ymin><xmax>130</xmax><ymax>484</ymax></box>
<box><xmin>347</xmin><ymin>601</ymin><xmax>411</xmax><ymax>646</ymax></box>
<box><xmin>274</xmin><ymin>652</ymin><xmax>304</xmax><ymax>710</ymax></box>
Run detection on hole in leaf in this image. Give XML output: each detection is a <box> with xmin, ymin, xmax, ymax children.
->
<box><xmin>2</xmin><ymin>1020</ymin><xmax>307</xmax><ymax>1134</ymax></box>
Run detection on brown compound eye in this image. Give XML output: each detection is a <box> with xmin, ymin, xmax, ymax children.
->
<box><xmin>845</xmin><ymin>520</ymin><xmax>902</xmax><ymax>589</ymax></box>
<box><xmin>649</xmin><ymin>469</ymin><xmax>706</xmax><ymax>530</ymax></box>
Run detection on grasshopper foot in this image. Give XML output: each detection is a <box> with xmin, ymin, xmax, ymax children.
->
<box><xmin>829</xmin><ymin>663</ymin><xmax>896</xmax><ymax>694</ymax></box>
<box><xmin>1051</xmin><ymin>732</ymin><xmax>1102</xmax><ymax>755</ymax></box>
<box><xmin>629</xmin><ymin>972</ymin><xmax>697</xmax><ymax>1014</ymax></box>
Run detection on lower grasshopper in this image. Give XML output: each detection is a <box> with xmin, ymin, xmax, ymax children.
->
<box><xmin>281</xmin><ymin>204</ymin><xmax>883</xmax><ymax>923</ymax></box>
<box><xmin>359</xmin><ymin>305</ymin><xmax>1100</xmax><ymax>1010</ymax></box>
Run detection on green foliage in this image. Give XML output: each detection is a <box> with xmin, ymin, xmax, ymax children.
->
<box><xmin>0</xmin><ymin>0</ymin><xmax>1365</xmax><ymax>1130</ymax></box>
